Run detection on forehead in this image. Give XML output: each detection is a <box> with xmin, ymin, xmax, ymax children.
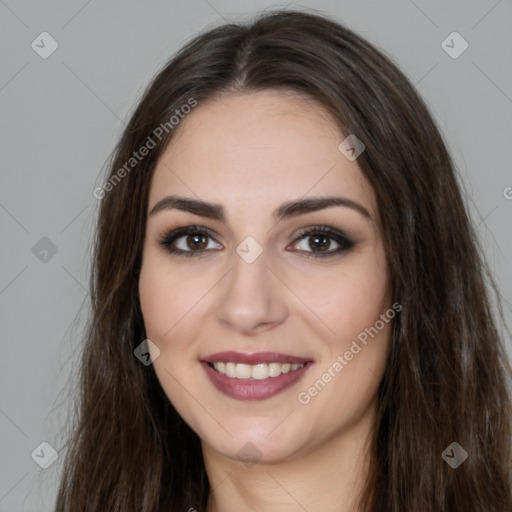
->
<box><xmin>148</xmin><ymin>90</ymin><xmax>375</xmax><ymax>219</ymax></box>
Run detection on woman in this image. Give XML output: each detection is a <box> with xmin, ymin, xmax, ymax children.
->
<box><xmin>54</xmin><ymin>9</ymin><xmax>512</xmax><ymax>511</ymax></box>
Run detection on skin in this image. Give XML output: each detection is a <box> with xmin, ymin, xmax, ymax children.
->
<box><xmin>138</xmin><ymin>90</ymin><xmax>393</xmax><ymax>511</ymax></box>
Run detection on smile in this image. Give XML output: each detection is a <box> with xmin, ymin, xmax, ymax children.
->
<box><xmin>201</xmin><ymin>351</ymin><xmax>313</xmax><ymax>401</ymax></box>
<box><xmin>208</xmin><ymin>361</ymin><xmax>305</xmax><ymax>379</ymax></box>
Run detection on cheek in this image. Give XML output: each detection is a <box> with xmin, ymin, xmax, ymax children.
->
<box><xmin>295</xmin><ymin>250</ymin><xmax>392</xmax><ymax>424</ymax></box>
<box><xmin>139</xmin><ymin>267</ymin><xmax>174</xmax><ymax>340</ymax></box>
<box><xmin>298</xmin><ymin>248</ymin><xmax>391</xmax><ymax>355</ymax></box>
<box><xmin>334</xmin><ymin>269</ymin><xmax>389</xmax><ymax>342</ymax></box>
<box><xmin>138</xmin><ymin>254</ymin><xmax>198</xmax><ymax>351</ymax></box>
<box><xmin>295</xmin><ymin>248</ymin><xmax>391</xmax><ymax>404</ymax></box>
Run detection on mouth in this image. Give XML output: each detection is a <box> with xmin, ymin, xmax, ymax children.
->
<box><xmin>207</xmin><ymin>361</ymin><xmax>306</xmax><ymax>379</ymax></box>
<box><xmin>200</xmin><ymin>351</ymin><xmax>313</xmax><ymax>401</ymax></box>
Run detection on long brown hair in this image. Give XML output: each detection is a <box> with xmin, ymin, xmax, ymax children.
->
<box><xmin>54</xmin><ymin>9</ymin><xmax>512</xmax><ymax>511</ymax></box>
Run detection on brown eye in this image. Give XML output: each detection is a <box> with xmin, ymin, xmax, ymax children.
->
<box><xmin>308</xmin><ymin>234</ymin><xmax>332</xmax><ymax>252</ymax></box>
<box><xmin>158</xmin><ymin>226</ymin><xmax>222</xmax><ymax>258</ymax></box>
<box><xmin>289</xmin><ymin>225</ymin><xmax>354</xmax><ymax>258</ymax></box>
<box><xmin>185</xmin><ymin>234</ymin><xmax>208</xmax><ymax>250</ymax></box>
<box><xmin>294</xmin><ymin>234</ymin><xmax>340</xmax><ymax>254</ymax></box>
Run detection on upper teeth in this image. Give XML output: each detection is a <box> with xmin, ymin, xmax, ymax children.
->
<box><xmin>211</xmin><ymin>362</ymin><xmax>305</xmax><ymax>380</ymax></box>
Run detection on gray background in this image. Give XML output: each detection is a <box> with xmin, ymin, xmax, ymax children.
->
<box><xmin>1</xmin><ymin>0</ymin><xmax>511</xmax><ymax>510</ymax></box>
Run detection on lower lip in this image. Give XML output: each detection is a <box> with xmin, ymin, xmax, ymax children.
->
<box><xmin>202</xmin><ymin>362</ymin><xmax>312</xmax><ymax>401</ymax></box>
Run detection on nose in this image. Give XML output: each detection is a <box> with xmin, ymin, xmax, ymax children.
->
<box><xmin>215</xmin><ymin>246</ymin><xmax>288</xmax><ymax>336</ymax></box>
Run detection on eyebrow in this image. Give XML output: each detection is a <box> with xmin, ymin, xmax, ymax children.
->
<box><xmin>149</xmin><ymin>195</ymin><xmax>371</xmax><ymax>222</ymax></box>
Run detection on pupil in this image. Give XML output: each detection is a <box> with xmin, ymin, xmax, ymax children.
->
<box><xmin>188</xmin><ymin>234</ymin><xmax>207</xmax><ymax>250</ymax></box>
<box><xmin>311</xmin><ymin>235</ymin><xmax>329</xmax><ymax>251</ymax></box>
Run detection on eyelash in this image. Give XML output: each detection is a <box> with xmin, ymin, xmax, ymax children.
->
<box><xmin>157</xmin><ymin>224</ymin><xmax>354</xmax><ymax>259</ymax></box>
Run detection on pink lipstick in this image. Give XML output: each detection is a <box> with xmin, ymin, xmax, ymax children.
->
<box><xmin>201</xmin><ymin>351</ymin><xmax>313</xmax><ymax>401</ymax></box>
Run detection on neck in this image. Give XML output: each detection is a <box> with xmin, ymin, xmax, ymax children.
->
<box><xmin>203</xmin><ymin>398</ymin><xmax>377</xmax><ymax>512</ymax></box>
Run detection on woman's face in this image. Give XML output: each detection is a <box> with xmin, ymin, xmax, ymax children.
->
<box><xmin>139</xmin><ymin>90</ymin><xmax>393</xmax><ymax>464</ymax></box>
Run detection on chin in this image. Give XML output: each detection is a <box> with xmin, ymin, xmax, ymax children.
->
<box><xmin>198</xmin><ymin>416</ymin><xmax>311</xmax><ymax>466</ymax></box>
